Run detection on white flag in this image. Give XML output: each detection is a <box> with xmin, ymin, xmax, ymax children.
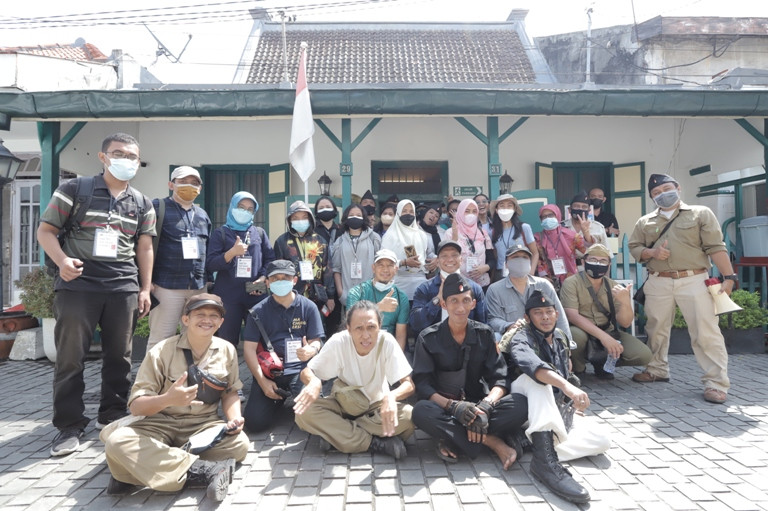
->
<box><xmin>289</xmin><ymin>43</ymin><xmax>315</xmax><ymax>183</ymax></box>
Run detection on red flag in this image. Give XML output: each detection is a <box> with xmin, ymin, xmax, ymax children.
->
<box><xmin>289</xmin><ymin>42</ymin><xmax>316</xmax><ymax>182</ymax></box>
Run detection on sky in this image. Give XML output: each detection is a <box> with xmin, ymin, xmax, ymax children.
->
<box><xmin>0</xmin><ymin>0</ymin><xmax>763</xmax><ymax>84</ymax></box>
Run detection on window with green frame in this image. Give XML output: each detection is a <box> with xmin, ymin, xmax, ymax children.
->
<box><xmin>371</xmin><ymin>161</ymin><xmax>449</xmax><ymax>205</ymax></box>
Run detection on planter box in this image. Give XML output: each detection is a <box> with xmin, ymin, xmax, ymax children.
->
<box><xmin>668</xmin><ymin>328</ymin><xmax>765</xmax><ymax>354</ymax></box>
<box><xmin>132</xmin><ymin>336</ymin><xmax>148</xmax><ymax>363</ymax></box>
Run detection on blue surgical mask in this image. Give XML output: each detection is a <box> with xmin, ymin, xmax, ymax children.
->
<box><xmin>107</xmin><ymin>159</ymin><xmax>139</xmax><ymax>181</ymax></box>
<box><xmin>269</xmin><ymin>280</ymin><xmax>294</xmax><ymax>297</ymax></box>
<box><xmin>231</xmin><ymin>208</ymin><xmax>253</xmax><ymax>225</ymax></box>
<box><xmin>292</xmin><ymin>219</ymin><xmax>310</xmax><ymax>233</ymax></box>
<box><xmin>373</xmin><ymin>281</ymin><xmax>394</xmax><ymax>292</ymax></box>
<box><xmin>541</xmin><ymin>217</ymin><xmax>559</xmax><ymax>231</ymax></box>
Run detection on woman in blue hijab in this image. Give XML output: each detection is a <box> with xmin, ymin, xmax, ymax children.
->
<box><xmin>206</xmin><ymin>192</ymin><xmax>275</xmax><ymax>347</ymax></box>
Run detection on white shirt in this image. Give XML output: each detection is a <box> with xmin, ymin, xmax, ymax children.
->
<box><xmin>308</xmin><ymin>330</ymin><xmax>412</xmax><ymax>402</ymax></box>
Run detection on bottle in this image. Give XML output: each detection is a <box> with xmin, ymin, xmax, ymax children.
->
<box><xmin>603</xmin><ymin>340</ymin><xmax>621</xmax><ymax>373</ymax></box>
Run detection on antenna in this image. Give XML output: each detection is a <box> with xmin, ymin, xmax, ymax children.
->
<box><xmin>278</xmin><ymin>11</ymin><xmax>297</xmax><ymax>85</ymax></box>
<box><xmin>585</xmin><ymin>7</ymin><xmax>593</xmax><ymax>86</ymax></box>
<box><xmin>143</xmin><ymin>23</ymin><xmax>193</xmax><ymax>63</ymax></box>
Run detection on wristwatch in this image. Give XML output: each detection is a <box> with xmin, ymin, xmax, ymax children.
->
<box><xmin>723</xmin><ymin>274</ymin><xmax>739</xmax><ymax>281</ymax></box>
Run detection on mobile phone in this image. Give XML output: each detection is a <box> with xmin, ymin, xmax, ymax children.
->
<box><xmin>245</xmin><ymin>281</ymin><xmax>267</xmax><ymax>294</ymax></box>
<box><xmin>404</xmin><ymin>245</ymin><xmax>417</xmax><ymax>259</ymax></box>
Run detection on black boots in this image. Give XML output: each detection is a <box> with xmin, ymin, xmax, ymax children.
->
<box><xmin>186</xmin><ymin>458</ymin><xmax>236</xmax><ymax>502</ymax></box>
<box><xmin>530</xmin><ymin>431</ymin><xmax>590</xmax><ymax>504</ymax></box>
<box><xmin>368</xmin><ymin>435</ymin><xmax>407</xmax><ymax>459</ymax></box>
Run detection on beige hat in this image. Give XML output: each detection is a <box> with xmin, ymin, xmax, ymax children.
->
<box><xmin>170</xmin><ymin>166</ymin><xmax>201</xmax><ymax>183</ymax></box>
<box><xmin>490</xmin><ymin>193</ymin><xmax>523</xmax><ymax>218</ymax></box>
<box><xmin>585</xmin><ymin>243</ymin><xmax>612</xmax><ymax>259</ymax></box>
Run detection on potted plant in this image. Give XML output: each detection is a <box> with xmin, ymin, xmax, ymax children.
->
<box><xmin>132</xmin><ymin>316</ymin><xmax>150</xmax><ymax>362</ymax></box>
<box><xmin>16</xmin><ymin>268</ymin><xmax>56</xmax><ymax>362</ymax></box>
<box><xmin>670</xmin><ymin>289</ymin><xmax>767</xmax><ymax>354</ymax></box>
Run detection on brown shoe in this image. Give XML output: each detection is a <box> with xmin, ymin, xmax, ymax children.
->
<box><xmin>703</xmin><ymin>388</ymin><xmax>727</xmax><ymax>404</ymax></box>
<box><xmin>631</xmin><ymin>371</ymin><xmax>670</xmax><ymax>383</ymax></box>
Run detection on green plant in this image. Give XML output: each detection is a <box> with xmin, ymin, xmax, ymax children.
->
<box><xmin>16</xmin><ymin>268</ymin><xmax>55</xmax><ymax>318</ymax></box>
<box><xmin>133</xmin><ymin>316</ymin><xmax>150</xmax><ymax>338</ymax></box>
<box><xmin>672</xmin><ymin>290</ymin><xmax>768</xmax><ymax>330</ymax></box>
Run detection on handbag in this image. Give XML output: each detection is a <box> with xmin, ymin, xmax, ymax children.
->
<box><xmin>634</xmin><ymin>214</ymin><xmax>679</xmax><ymax>305</ymax></box>
<box><xmin>582</xmin><ymin>273</ymin><xmax>620</xmax><ymax>366</ymax></box>
<box><xmin>182</xmin><ymin>349</ymin><xmax>228</xmax><ymax>404</ymax></box>
<box><xmin>249</xmin><ymin>311</ymin><xmax>284</xmax><ymax>379</ymax></box>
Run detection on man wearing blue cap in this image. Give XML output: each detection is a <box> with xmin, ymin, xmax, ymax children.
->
<box><xmin>628</xmin><ymin>174</ymin><xmax>736</xmax><ymax>404</ymax></box>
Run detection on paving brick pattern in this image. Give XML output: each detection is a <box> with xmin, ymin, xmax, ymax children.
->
<box><xmin>1</xmin><ymin>353</ymin><xmax>767</xmax><ymax>510</ymax></box>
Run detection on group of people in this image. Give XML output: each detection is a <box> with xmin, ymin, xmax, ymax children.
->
<box><xmin>38</xmin><ymin>132</ymin><xmax>738</xmax><ymax>503</ymax></box>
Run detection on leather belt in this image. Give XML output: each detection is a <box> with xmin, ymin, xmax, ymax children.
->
<box><xmin>651</xmin><ymin>268</ymin><xmax>707</xmax><ymax>279</ymax></box>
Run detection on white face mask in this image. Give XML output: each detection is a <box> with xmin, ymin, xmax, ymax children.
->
<box><xmin>373</xmin><ymin>280</ymin><xmax>394</xmax><ymax>292</ymax></box>
<box><xmin>497</xmin><ymin>209</ymin><xmax>515</xmax><ymax>222</ymax></box>
<box><xmin>464</xmin><ymin>213</ymin><xmax>478</xmax><ymax>225</ymax></box>
<box><xmin>506</xmin><ymin>257</ymin><xmax>531</xmax><ymax>278</ymax></box>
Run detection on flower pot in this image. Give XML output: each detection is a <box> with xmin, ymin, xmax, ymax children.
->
<box><xmin>0</xmin><ymin>332</ymin><xmax>16</xmax><ymax>360</ymax></box>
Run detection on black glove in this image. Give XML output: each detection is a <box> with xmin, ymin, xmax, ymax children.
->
<box><xmin>476</xmin><ymin>399</ymin><xmax>494</xmax><ymax>418</ymax></box>
<box><xmin>447</xmin><ymin>400</ymin><xmax>488</xmax><ymax>434</ymax></box>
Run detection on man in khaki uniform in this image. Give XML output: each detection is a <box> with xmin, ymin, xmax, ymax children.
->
<box><xmin>628</xmin><ymin>174</ymin><xmax>737</xmax><ymax>404</ymax></box>
<box><xmin>101</xmin><ymin>294</ymin><xmax>249</xmax><ymax>501</ymax></box>
<box><xmin>560</xmin><ymin>244</ymin><xmax>651</xmax><ymax>379</ymax></box>
<box><xmin>293</xmin><ymin>300</ymin><xmax>415</xmax><ymax>459</ymax></box>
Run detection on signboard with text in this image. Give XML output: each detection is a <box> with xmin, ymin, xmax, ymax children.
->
<box><xmin>452</xmin><ymin>186</ymin><xmax>483</xmax><ymax>197</ymax></box>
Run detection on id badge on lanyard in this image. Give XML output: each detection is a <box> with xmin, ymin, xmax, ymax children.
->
<box><xmin>181</xmin><ymin>235</ymin><xmax>200</xmax><ymax>259</ymax></box>
<box><xmin>551</xmin><ymin>257</ymin><xmax>567</xmax><ymax>275</ymax></box>
<box><xmin>299</xmin><ymin>260</ymin><xmax>314</xmax><ymax>281</ymax></box>
<box><xmin>93</xmin><ymin>227</ymin><xmax>119</xmax><ymax>259</ymax></box>
<box><xmin>236</xmin><ymin>256</ymin><xmax>252</xmax><ymax>278</ymax></box>
<box><xmin>285</xmin><ymin>338</ymin><xmax>302</xmax><ymax>364</ymax></box>
<box><xmin>351</xmin><ymin>260</ymin><xmax>363</xmax><ymax>279</ymax></box>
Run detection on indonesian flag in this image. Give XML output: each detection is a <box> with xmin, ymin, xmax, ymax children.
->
<box><xmin>289</xmin><ymin>42</ymin><xmax>316</xmax><ymax>183</ymax></box>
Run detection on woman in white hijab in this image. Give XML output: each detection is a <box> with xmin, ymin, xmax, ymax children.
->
<box><xmin>381</xmin><ymin>199</ymin><xmax>437</xmax><ymax>299</ymax></box>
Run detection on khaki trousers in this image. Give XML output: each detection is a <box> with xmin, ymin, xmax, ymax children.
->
<box><xmin>570</xmin><ymin>327</ymin><xmax>652</xmax><ymax>374</ymax></box>
<box><xmin>295</xmin><ymin>397</ymin><xmax>414</xmax><ymax>453</ymax></box>
<box><xmin>643</xmin><ymin>272</ymin><xmax>729</xmax><ymax>391</ymax></box>
<box><xmin>102</xmin><ymin>414</ymin><xmax>249</xmax><ymax>491</ymax></box>
<box><xmin>147</xmin><ymin>286</ymin><xmax>205</xmax><ymax>349</ymax></box>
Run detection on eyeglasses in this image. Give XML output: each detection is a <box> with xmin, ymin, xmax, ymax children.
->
<box><xmin>106</xmin><ymin>150</ymin><xmax>140</xmax><ymax>162</ymax></box>
<box><xmin>238</xmin><ymin>206</ymin><xmax>255</xmax><ymax>214</ymax></box>
<box><xmin>476</xmin><ymin>200</ymin><xmax>489</xmax><ymax>206</ymax></box>
<box><xmin>586</xmin><ymin>258</ymin><xmax>610</xmax><ymax>265</ymax></box>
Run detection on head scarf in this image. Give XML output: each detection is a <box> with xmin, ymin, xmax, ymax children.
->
<box><xmin>381</xmin><ymin>199</ymin><xmax>427</xmax><ymax>266</ymax></box>
<box><xmin>225</xmin><ymin>191</ymin><xmax>258</xmax><ymax>230</ymax></box>
<box><xmin>537</xmin><ymin>203</ymin><xmax>579</xmax><ymax>276</ymax></box>
<box><xmin>454</xmin><ymin>199</ymin><xmax>486</xmax><ymax>255</ymax></box>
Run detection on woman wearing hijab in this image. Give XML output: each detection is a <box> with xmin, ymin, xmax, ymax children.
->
<box><xmin>381</xmin><ymin>199</ymin><xmax>437</xmax><ymax>300</ymax></box>
<box><xmin>418</xmin><ymin>203</ymin><xmax>442</xmax><ymax>252</ymax></box>
<box><xmin>534</xmin><ymin>204</ymin><xmax>586</xmax><ymax>291</ymax></box>
<box><xmin>444</xmin><ymin>198</ymin><xmax>494</xmax><ymax>289</ymax></box>
<box><xmin>374</xmin><ymin>202</ymin><xmax>397</xmax><ymax>237</ymax></box>
<box><xmin>490</xmin><ymin>194</ymin><xmax>539</xmax><ymax>278</ymax></box>
<box><xmin>331</xmin><ymin>204</ymin><xmax>381</xmax><ymax>305</ymax></box>
<box><xmin>206</xmin><ymin>191</ymin><xmax>275</xmax><ymax>346</ymax></box>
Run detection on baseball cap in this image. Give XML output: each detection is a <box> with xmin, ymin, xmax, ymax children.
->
<box><xmin>437</xmin><ymin>239</ymin><xmax>462</xmax><ymax>255</ymax></box>
<box><xmin>266</xmin><ymin>259</ymin><xmax>296</xmax><ymax>277</ymax></box>
<box><xmin>505</xmin><ymin>243</ymin><xmax>532</xmax><ymax>259</ymax></box>
<box><xmin>170</xmin><ymin>166</ymin><xmax>201</xmax><ymax>183</ymax></box>
<box><xmin>184</xmin><ymin>293</ymin><xmax>226</xmax><ymax>316</ymax></box>
<box><xmin>374</xmin><ymin>249</ymin><xmax>398</xmax><ymax>264</ymax></box>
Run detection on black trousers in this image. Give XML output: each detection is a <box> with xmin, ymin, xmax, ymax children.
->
<box><xmin>412</xmin><ymin>393</ymin><xmax>528</xmax><ymax>458</ymax></box>
<box><xmin>243</xmin><ymin>372</ymin><xmax>303</xmax><ymax>432</ymax></box>
<box><xmin>52</xmin><ymin>290</ymin><xmax>137</xmax><ymax>430</ymax></box>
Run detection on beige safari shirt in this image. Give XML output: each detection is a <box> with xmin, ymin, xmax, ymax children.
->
<box><xmin>628</xmin><ymin>202</ymin><xmax>726</xmax><ymax>273</ymax></box>
<box><xmin>560</xmin><ymin>272</ymin><xmax>624</xmax><ymax>328</ymax></box>
<box><xmin>129</xmin><ymin>334</ymin><xmax>243</xmax><ymax>419</ymax></box>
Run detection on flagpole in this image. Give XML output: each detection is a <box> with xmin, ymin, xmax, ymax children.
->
<box><xmin>304</xmin><ymin>179</ymin><xmax>309</xmax><ymax>204</ymax></box>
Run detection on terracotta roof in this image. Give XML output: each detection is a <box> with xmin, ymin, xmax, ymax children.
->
<box><xmin>0</xmin><ymin>43</ymin><xmax>108</xmax><ymax>62</ymax></box>
<box><xmin>246</xmin><ymin>23</ymin><xmax>536</xmax><ymax>85</ymax></box>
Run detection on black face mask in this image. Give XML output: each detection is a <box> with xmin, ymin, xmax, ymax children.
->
<box><xmin>589</xmin><ymin>198</ymin><xmax>604</xmax><ymax>209</ymax></box>
<box><xmin>316</xmin><ymin>210</ymin><xmax>337</xmax><ymax>222</ymax></box>
<box><xmin>585</xmin><ymin>261</ymin><xmax>609</xmax><ymax>279</ymax></box>
<box><xmin>363</xmin><ymin>205</ymin><xmax>376</xmax><ymax>217</ymax></box>
<box><xmin>346</xmin><ymin>217</ymin><xmax>365</xmax><ymax>230</ymax></box>
<box><xmin>399</xmin><ymin>214</ymin><xmax>415</xmax><ymax>226</ymax></box>
<box><xmin>571</xmin><ymin>208</ymin><xmax>589</xmax><ymax>219</ymax></box>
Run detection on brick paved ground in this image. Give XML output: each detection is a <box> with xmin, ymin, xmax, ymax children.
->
<box><xmin>1</xmin><ymin>353</ymin><xmax>767</xmax><ymax>510</ymax></box>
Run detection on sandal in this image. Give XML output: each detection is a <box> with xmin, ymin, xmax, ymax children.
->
<box><xmin>436</xmin><ymin>439</ymin><xmax>459</xmax><ymax>464</ymax></box>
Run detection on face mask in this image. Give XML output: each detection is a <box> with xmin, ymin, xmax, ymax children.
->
<box><xmin>174</xmin><ymin>184</ymin><xmax>200</xmax><ymax>202</ymax></box>
<box><xmin>399</xmin><ymin>214</ymin><xmax>415</xmax><ymax>226</ymax></box>
<box><xmin>653</xmin><ymin>190</ymin><xmax>680</xmax><ymax>209</ymax></box>
<box><xmin>506</xmin><ymin>258</ymin><xmax>531</xmax><ymax>278</ymax></box>
<box><xmin>380</xmin><ymin>214</ymin><xmax>394</xmax><ymax>226</ymax></box>
<box><xmin>363</xmin><ymin>205</ymin><xmax>376</xmax><ymax>217</ymax></box>
<box><xmin>497</xmin><ymin>209</ymin><xmax>515</xmax><ymax>222</ymax></box>
<box><xmin>440</xmin><ymin>213</ymin><xmax>449</xmax><ymax>223</ymax></box>
<box><xmin>269</xmin><ymin>280</ymin><xmax>294</xmax><ymax>297</ymax></box>
<box><xmin>541</xmin><ymin>217</ymin><xmax>559</xmax><ymax>231</ymax></box>
<box><xmin>463</xmin><ymin>214</ymin><xmax>478</xmax><ymax>225</ymax></box>
<box><xmin>571</xmin><ymin>209</ymin><xmax>589</xmax><ymax>219</ymax></box>
<box><xmin>373</xmin><ymin>280</ymin><xmax>394</xmax><ymax>292</ymax></box>
<box><xmin>589</xmin><ymin>198</ymin><xmax>604</xmax><ymax>209</ymax></box>
<box><xmin>107</xmin><ymin>159</ymin><xmax>139</xmax><ymax>181</ymax></box>
<box><xmin>232</xmin><ymin>208</ymin><xmax>253</xmax><ymax>225</ymax></box>
<box><xmin>585</xmin><ymin>261</ymin><xmax>609</xmax><ymax>279</ymax></box>
<box><xmin>346</xmin><ymin>216</ymin><xmax>365</xmax><ymax>230</ymax></box>
<box><xmin>316</xmin><ymin>208</ymin><xmax>336</xmax><ymax>222</ymax></box>
<box><xmin>291</xmin><ymin>219</ymin><xmax>311</xmax><ymax>233</ymax></box>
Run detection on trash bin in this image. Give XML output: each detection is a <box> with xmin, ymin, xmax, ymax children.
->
<box><xmin>739</xmin><ymin>215</ymin><xmax>768</xmax><ymax>257</ymax></box>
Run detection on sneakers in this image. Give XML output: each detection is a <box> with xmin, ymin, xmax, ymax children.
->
<box><xmin>704</xmin><ymin>388</ymin><xmax>727</xmax><ymax>404</ymax></box>
<box><xmin>96</xmin><ymin>411</ymin><xmax>129</xmax><ymax>430</ymax></box>
<box><xmin>368</xmin><ymin>435</ymin><xmax>407</xmax><ymax>460</ymax></box>
<box><xmin>50</xmin><ymin>428</ymin><xmax>84</xmax><ymax>457</ymax></box>
<box><xmin>107</xmin><ymin>476</ymin><xmax>136</xmax><ymax>495</ymax></box>
<box><xmin>237</xmin><ymin>389</ymin><xmax>246</xmax><ymax>403</ymax></box>
<box><xmin>317</xmin><ymin>436</ymin><xmax>332</xmax><ymax>452</ymax></box>
<box><xmin>593</xmin><ymin>365</ymin><xmax>615</xmax><ymax>381</ymax></box>
<box><xmin>186</xmin><ymin>458</ymin><xmax>236</xmax><ymax>502</ymax></box>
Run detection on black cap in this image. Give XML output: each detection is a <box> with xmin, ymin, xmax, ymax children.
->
<box><xmin>184</xmin><ymin>293</ymin><xmax>226</xmax><ymax>316</ymax></box>
<box><xmin>524</xmin><ymin>290</ymin><xmax>556</xmax><ymax>313</ymax></box>
<box><xmin>505</xmin><ymin>243</ymin><xmax>532</xmax><ymax>259</ymax></box>
<box><xmin>437</xmin><ymin>239</ymin><xmax>462</xmax><ymax>255</ymax></box>
<box><xmin>442</xmin><ymin>273</ymin><xmax>472</xmax><ymax>299</ymax></box>
<box><xmin>266</xmin><ymin>259</ymin><xmax>296</xmax><ymax>277</ymax></box>
<box><xmin>647</xmin><ymin>173</ymin><xmax>678</xmax><ymax>194</ymax></box>
<box><xmin>361</xmin><ymin>190</ymin><xmax>375</xmax><ymax>201</ymax></box>
<box><xmin>570</xmin><ymin>191</ymin><xmax>589</xmax><ymax>206</ymax></box>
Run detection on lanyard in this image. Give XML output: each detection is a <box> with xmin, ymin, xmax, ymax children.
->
<box><xmin>542</xmin><ymin>230</ymin><xmax>564</xmax><ymax>258</ymax></box>
<box><xmin>172</xmin><ymin>200</ymin><xmax>196</xmax><ymax>235</ymax></box>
